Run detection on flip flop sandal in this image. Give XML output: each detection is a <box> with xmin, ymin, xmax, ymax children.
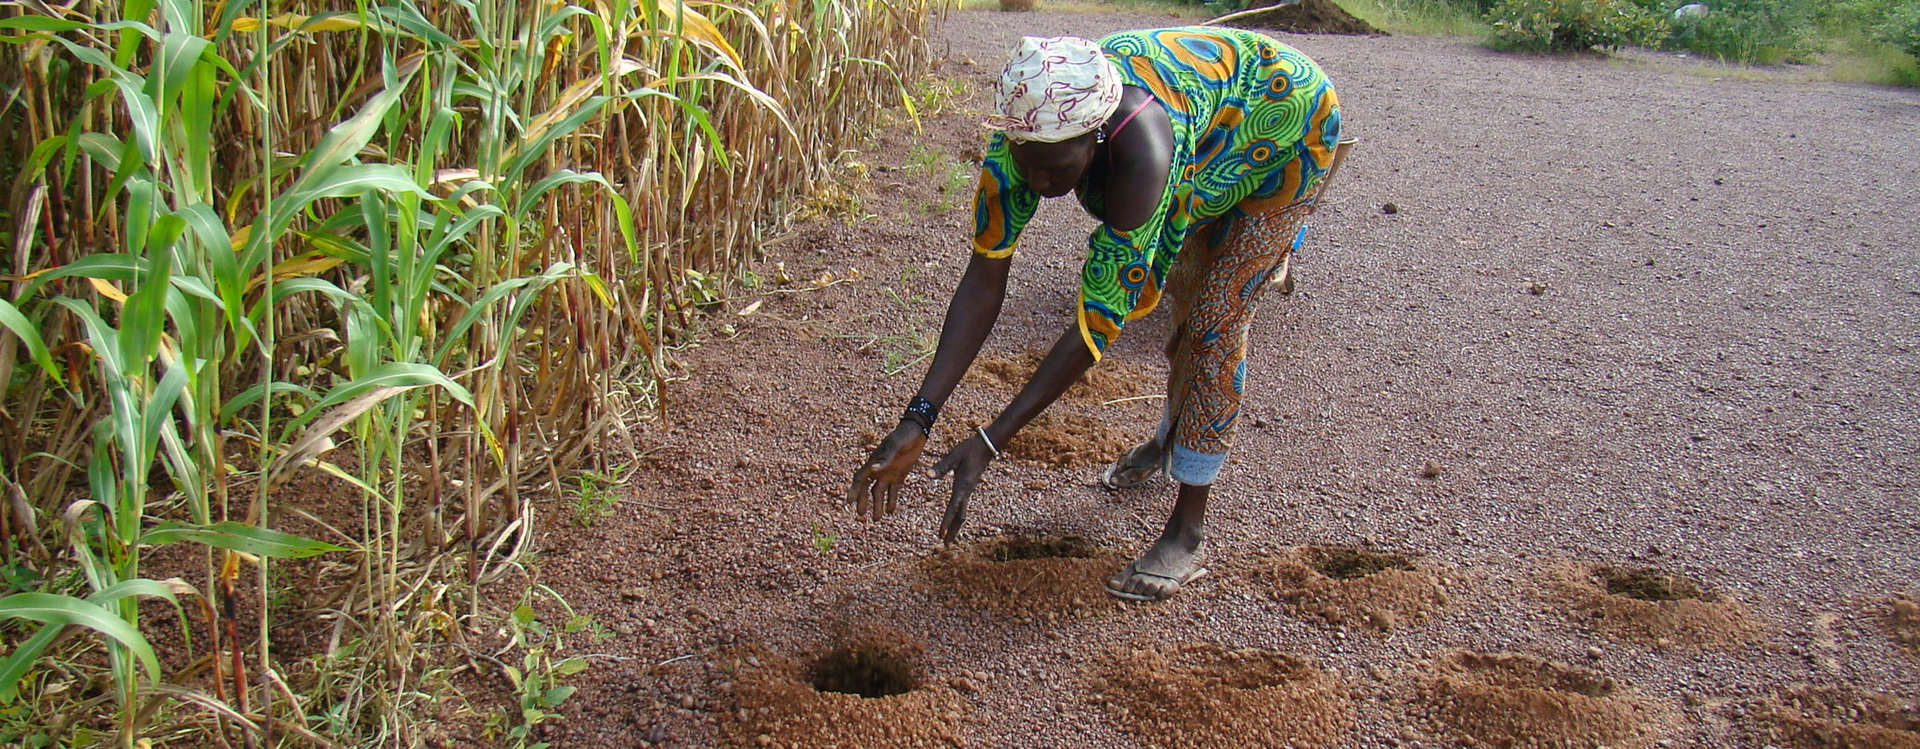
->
<box><xmin>1100</xmin><ymin>449</ymin><xmax>1162</xmax><ymax>490</ymax></box>
<box><xmin>1105</xmin><ymin>561</ymin><xmax>1210</xmax><ymax>602</ymax></box>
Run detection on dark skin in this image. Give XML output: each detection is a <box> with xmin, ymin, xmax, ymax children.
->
<box><xmin>848</xmin><ymin>86</ymin><xmax>1205</xmax><ymax>600</ymax></box>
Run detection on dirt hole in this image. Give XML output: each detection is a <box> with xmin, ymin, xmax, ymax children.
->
<box><xmin>1096</xmin><ymin>642</ymin><xmax>1355</xmax><ymax>748</ymax></box>
<box><xmin>986</xmin><ymin>535</ymin><xmax>1096</xmax><ymax>562</ymax></box>
<box><xmin>1248</xmin><ymin>545</ymin><xmax>1448</xmax><ymax>631</ymax></box>
<box><xmin>809</xmin><ymin>640</ymin><xmax>920</xmax><ymax>699</ymax></box>
<box><xmin>1417</xmin><ymin>651</ymin><xmax>1655</xmax><ymax>749</ymax></box>
<box><xmin>1447</xmin><ymin>651</ymin><xmax>1617</xmax><ymax>698</ymax></box>
<box><xmin>1750</xmin><ymin>685</ymin><xmax>1920</xmax><ymax>749</ymax></box>
<box><xmin>916</xmin><ymin>535</ymin><xmax>1126</xmax><ymax>618</ymax></box>
<box><xmin>1551</xmin><ymin>561</ymin><xmax>1761</xmax><ymax>648</ymax></box>
<box><xmin>1309</xmin><ymin>546</ymin><xmax>1414</xmax><ymax>580</ymax></box>
<box><xmin>1596</xmin><ymin>566</ymin><xmax>1719</xmax><ymax>603</ymax></box>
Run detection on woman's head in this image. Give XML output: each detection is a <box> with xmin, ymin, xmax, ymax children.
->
<box><xmin>983</xmin><ymin>36</ymin><xmax>1121</xmax><ymax>196</ymax></box>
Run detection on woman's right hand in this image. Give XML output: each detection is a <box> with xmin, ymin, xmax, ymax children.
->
<box><xmin>847</xmin><ymin>422</ymin><xmax>928</xmax><ymax>520</ymax></box>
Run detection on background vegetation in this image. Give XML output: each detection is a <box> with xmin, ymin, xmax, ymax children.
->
<box><xmin>1194</xmin><ymin>0</ymin><xmax>1920</xmax><ymax>80</ymax></box>
<box><xmin>0</xmin><ymin>0</ymin><xmax>933</xmax><ymax>746</ymax></box>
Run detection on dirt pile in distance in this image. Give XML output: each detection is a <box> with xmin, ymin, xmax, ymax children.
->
<box><xmin>1413</xmin><ymin>651</ymin><xmax>1669</xmax><ymax>749</ymax></box>
<box><xmin>1091</xmin><ymin>642</ymin><xmax>1354</xmax><ymax>749</ymax></box>
<box><xmin>1747</xmin><ymin>684</ymin><xmax>1920</xmax><ymax>749</ymax></box>
<box><xmin>724</xmin><ymin>633</ymin><xmax>965</xmax><ymax>749</ymax></box>
<box><xmin>1247</xmin><ymin>545</ymin><xmax>1449</xmax><ymax>632</ymax></box>
<box><xmin>1215</xmin><ymin>0</ymin><xmax>1386</xmax><ymax>36</ymax></box>
<box><xmin>1891</xmin><ymin>594</ymin><xmax>1920</xmax><ymax>657</ymax></box>
<box><xmin>1549</xmin><ymin>561</ymin><xmax>1765</xmax><ymax>647</ymax></box>
<box><xmin>916</xmin><ymin>535</ymin><xmax>1127</xmax><ymax>619</ymax></box>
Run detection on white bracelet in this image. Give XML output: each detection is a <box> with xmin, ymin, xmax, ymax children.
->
<box><xmin>977</xmin><ymin>426</ymin><xmax>1001</xmax><ymax>458</ymax></box>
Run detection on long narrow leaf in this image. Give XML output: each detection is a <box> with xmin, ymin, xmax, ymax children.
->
<box><xmin>142</xmin><ymin>521</ymin><xmax>345</xmax><ymax>558</ymax></box>
<box><xmin>0</xmin><ymin>593</ymin><xmax>161</xmax><ymax>683</ymax></box>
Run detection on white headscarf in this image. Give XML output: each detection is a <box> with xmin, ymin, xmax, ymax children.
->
<box><xmin>981</xmin><ymin>36</ymin><xmax>1123</xmax><ymax>143</ymax></box>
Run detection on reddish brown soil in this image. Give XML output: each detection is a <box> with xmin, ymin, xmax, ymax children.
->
<box><xmin>1089</xmin><ymin>642</ymin><xmax>1354</xmax><ymax>748</ymax></box>
<box><xmin>1413</xmin><ymin>651</ymin><xmax>1671</xmax><ymax>748</ymax></box>
<box><xmin>1246</xmin><ymin>544</ymin><xmax>1451</xmax><ymax>631</ymax></box>
<box><xmin>916</xmin><ymin>535</ymin><xmax>1130</xmax><ymax>618</ymax></box>
<box><xmin>722</xmin><ymin>633</ymin><xmax>968</xmax><ymax>749</ymax></box>
<box><xmin>1216</xmin><ymin>0</ymin><xmax>1386</xmax><ymax>36</ymax></box>
<box><xmin>1893</xmin><ymin>595</ymin><xmax>1920</xmax><ymax>658</ymax></box>
<box><xmin>515</xmin><ymin>8</ymin><xmax>1920</xmax><ymax>749</ymax></box>
<box><xmin>1745</xmin><ymin>685</ymin><xmax>1920</xmax><ymax>749</ymax></box>
<box><xmin>1549</xmin><ymin>560</ymin><xmax>1768</xmax><ymax>648</ymax></box>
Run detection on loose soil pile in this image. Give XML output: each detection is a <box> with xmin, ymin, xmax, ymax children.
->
<box><xmin>1246</xmin><ymin>545</ymin><xmax>1449</xmax><ymax>632</ymax></box>
<box><xmin>1413</xmin><ymin>651</ymin><xmax>1668</xmax><ymax>749</ymax></box>
<box><xmin>1549</xmin><ymin>561</ymin><xmax>1765</xmax><ymax>648</ymax></box>
<box><xmin>724</xmin><ymin>634</ymin><xmax>967</xmax><ymax>749</ymax></box>
<box><xmin>1892</xmin><ymin>595</ymin><xmax>1920</xmax><ymax>657</ymax></box>
<box><xmin>1747</xmin><ymin>685</ymin><xmax>1920</xmax><ymax>749</ymax></box>
<box><xmin>1003</xmin><ymin>411</ymin><xmax>1139</xmax><ymax>468</ymax></box>
<box><xmin>964</xmin><ymin>351</ymin><xmax>1159</xmax><ymax>403</ymax></box>
<box><xmin>916</xmin><ymin>534</ymin><xmax>1128</xmax><ymax>618</ymax></box>
<box><xmin>1091</xmin><ymin>642</ymin><xmax>1354</xmax><ymax>749</ymax></box>
<box><xmin>1214</xmin><ymin>0</ymin><xmax>1386</xmax><ymax>36</ymax></box>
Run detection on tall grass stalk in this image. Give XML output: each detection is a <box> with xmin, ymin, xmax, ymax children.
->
<box><xmin>0</xmin><ymin>0</ymin><xmax>934</xmax><ymax>745</ymax></box>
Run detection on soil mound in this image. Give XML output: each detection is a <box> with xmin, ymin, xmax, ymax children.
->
<box><xmin>1004</xmin><ymin>411</ymin><xmax>1138</xmax><ymax>469</ymax></box>
<box><xmin>1891</xmin><ymin>595</ymin><xmax>1920</xmax><ymax>657</ymax></box>
<box><xmin>725</xmin><ymin>634</ymin><xmax>965</xmax><ymax>749</ymax></box>
<box><xmin>1247</xmin><ymin>545</ymin><xmax>1449</xmax><ymax>632</ymax></box>
<box><xmin>1548</xmin><ymin>561</ymin><xmax>1764</xmax><ymax>648</ymax></box>
<box><xmin>1214</xmin><ymin>0</ymin><xmax>1386</xmax><ymax>36</ymax></box>
<box><xmin>965</xmin><ymin>351</ymin><xmax>1158</xmax><ymax>403</ymax></box>
<box><xmin>916</xmin><ymin>535</ymin><xmax>1127</xmax><ymax>619</ymax></box>
<box><xmin>1091</xmin><ymin>642</ymin><xmax>1354</xmax><ymax>749</ymax></box>
<box><xmin>1414</xmin><ymin>651</ymin><xmax>1667</xmax><ymax>749</ymax></box>
<box><xmin>1748</xmin><ymin>685</ymin><xmax>1920</xmax><ymax>749</ymax></box>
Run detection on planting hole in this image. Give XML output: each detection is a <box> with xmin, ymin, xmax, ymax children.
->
<box><xmin>810</xmin><ymin>641</ymin><xmax>920</xmax><ymax>699</ymax></box>
<box><xmin>1449</xmin><ymin>651</ymin><xmax>1617</xmax><ymax>698</ymax></box>
<box><xmin>1308</xmin><ymin>546</ymin><xmax>1413</xmax><ymax>580</ymax></box>
<box><xmin>986</xmin><ymin>535</ymin><xmax>1096</xmax><ymax>562</ymax></box>
<box><xmin>1596</xmin><ymin>566</ymin><xmax>1718</xmax><ymax>603</ymax></box>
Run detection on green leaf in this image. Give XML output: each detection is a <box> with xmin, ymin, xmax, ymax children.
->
<box><xmin>543</xmin><ymin>685</ymin><xmax>577</xmax><ymax>707</ymax></box>
<box><xmin>0</xmin><ymin>299</ymin><xmax>61</xmax><ymax>386</ymax></box>
<box><xmin>0</xmin><ymin>624</ymin><xmax>62</xmax><ymax>704</ymax></box>
<box><xmin>141</xmin><ymin>521</ymin><xmax>345</xmax><ymax>558</ymax></box>
<box><xmin>0</xmin><ymin>593</ymin><xmax>161</xmax><ymax>684</ymax></box>
<box><xmin>554</xmin><ymin>657</ymin><xmax>590</xmax><ymax>676</ymax></box>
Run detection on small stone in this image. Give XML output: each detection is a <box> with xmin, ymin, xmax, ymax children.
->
<box><xmin>1382</xmin><ymin>202</ymin><xmax>1399</xmax><ymax>214</ymax></box>
<box><xmin>1586</xmin><ymin>646</ymin><xmax>1605</xmax><ymax>660</ymax></box>
<box><xmin>755</xmin><ymin>735</ymin><xmax>773</xmax><ymax>746</ymax></box>
<box><xmin>1421</xmin><ymin>461</ymin><xmax>1443</xmax><ymax>479</ymax></box>
<box><xmin>622</xmin><ymin>587</ymin><xmax>647</xmax><ymax>601</ymax></box>
<box><xmin>678</xmin><ymin>695</ymin><xmax>697</xmax><ymax>710</ymax></box>
<box><xmin>951</xmin><ymin>676</ymin><xmax>980</xmax><ymax>694</ymax></box>
<box><xmin>1528</xmin><ymin>280</ymin><xmax>1548</xmax><ymax>295</ymax></box>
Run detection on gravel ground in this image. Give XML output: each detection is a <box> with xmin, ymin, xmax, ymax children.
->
<box><xmin>531</xmin><ymin>9</ymin><xmax>1920</xmax><ymax>749</ymax></box>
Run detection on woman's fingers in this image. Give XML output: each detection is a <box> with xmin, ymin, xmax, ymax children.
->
<box><xmin>885</xmin><ymin>482</ymin><xmax>899</xmax><ymax>516</ymax></box>
<box><xmin>939</xmin><ymin>482</ymin><xmax>972</xmax><ymax>545</ymax></box>
<box><xmin>848</xmin><ymin>464</ymin><xmax>872</xmax><ymax>519</ymax></box>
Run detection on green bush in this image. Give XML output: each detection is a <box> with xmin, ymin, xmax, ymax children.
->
<box><xmin>1663</xmin><ymin>0</ymin><xmax>1822</xmax><ymax>62</ymax></box>
<box><xmin>1876</xmin><ymin>0</ymin><xmax>1920</xmax><ymax>56</ymax></box>
<box><xmin>1487</xmin><ymin>0</ymin><xmax>1669</xmax><ymax>51</ymax></box>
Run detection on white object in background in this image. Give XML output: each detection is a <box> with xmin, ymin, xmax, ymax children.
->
<box><xmin>1673</xmin><ymin>3</ymin><xmax>1710</xmax><ymax>20</ymax></box>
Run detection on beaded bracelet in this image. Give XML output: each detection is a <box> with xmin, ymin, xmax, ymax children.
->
<box><xmin>901</xmin><ymin>396</ymin><xmax>939</xmax><ymax>436</ymax></box>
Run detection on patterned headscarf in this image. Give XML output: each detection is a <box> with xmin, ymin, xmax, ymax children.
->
<box><xmin>981</xmin><ymin>36</ymin><xmax>1123</xmax><ymax>144</ymax></box>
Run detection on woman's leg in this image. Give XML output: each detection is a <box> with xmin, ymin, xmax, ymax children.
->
<box><xmin>1107</xmin><ymin>206</ymin><xmax>1311</xmax><ymax>601</ymax></box>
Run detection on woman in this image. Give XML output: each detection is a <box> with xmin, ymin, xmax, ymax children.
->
<box><xmin>847</xmin><ymin>28</ymin><xmax>1352</xmax><ymax>602</ymax></box>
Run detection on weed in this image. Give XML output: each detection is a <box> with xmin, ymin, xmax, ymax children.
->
<box><xmin>489</xmin><ymin>587</ymin><xmax>606</xmax><ymax>749</ymax></box>
<box><xmin>569</xmin><ymin>466</ymin><xmax>631</xmax><ymax>528</ymax></box>
<box><xmin>813</xmin><ymin>521</ymin><xmax>839</xmax><ymax>553</ymax></box>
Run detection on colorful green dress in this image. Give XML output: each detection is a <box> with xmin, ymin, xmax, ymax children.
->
<box><xmin>971</xmin><ymin>27</ymin><xmax>1343</xmax><ymax>359</ymax></box>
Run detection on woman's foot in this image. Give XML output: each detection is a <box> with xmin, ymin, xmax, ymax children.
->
<box><xmin>1105</xmin><ymin>529</ymin><xmax>1206</xmax><ymax>602</ymax></box>
<box><xmin>1101</xmin><ymin>437</ymin><xmax>1164</xmax><ymax>489</ymax></box>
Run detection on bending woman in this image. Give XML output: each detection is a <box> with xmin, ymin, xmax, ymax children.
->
<box><xmin>847</xmin><ymin>28</ymin><xmax>1353</xmax><ymax>602</ymax></box>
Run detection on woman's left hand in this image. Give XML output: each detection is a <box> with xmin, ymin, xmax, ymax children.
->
<box><xmin>930</xmin><ymin>432</ymin><xmax>998</xmax><ymax>544</ymax></box>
